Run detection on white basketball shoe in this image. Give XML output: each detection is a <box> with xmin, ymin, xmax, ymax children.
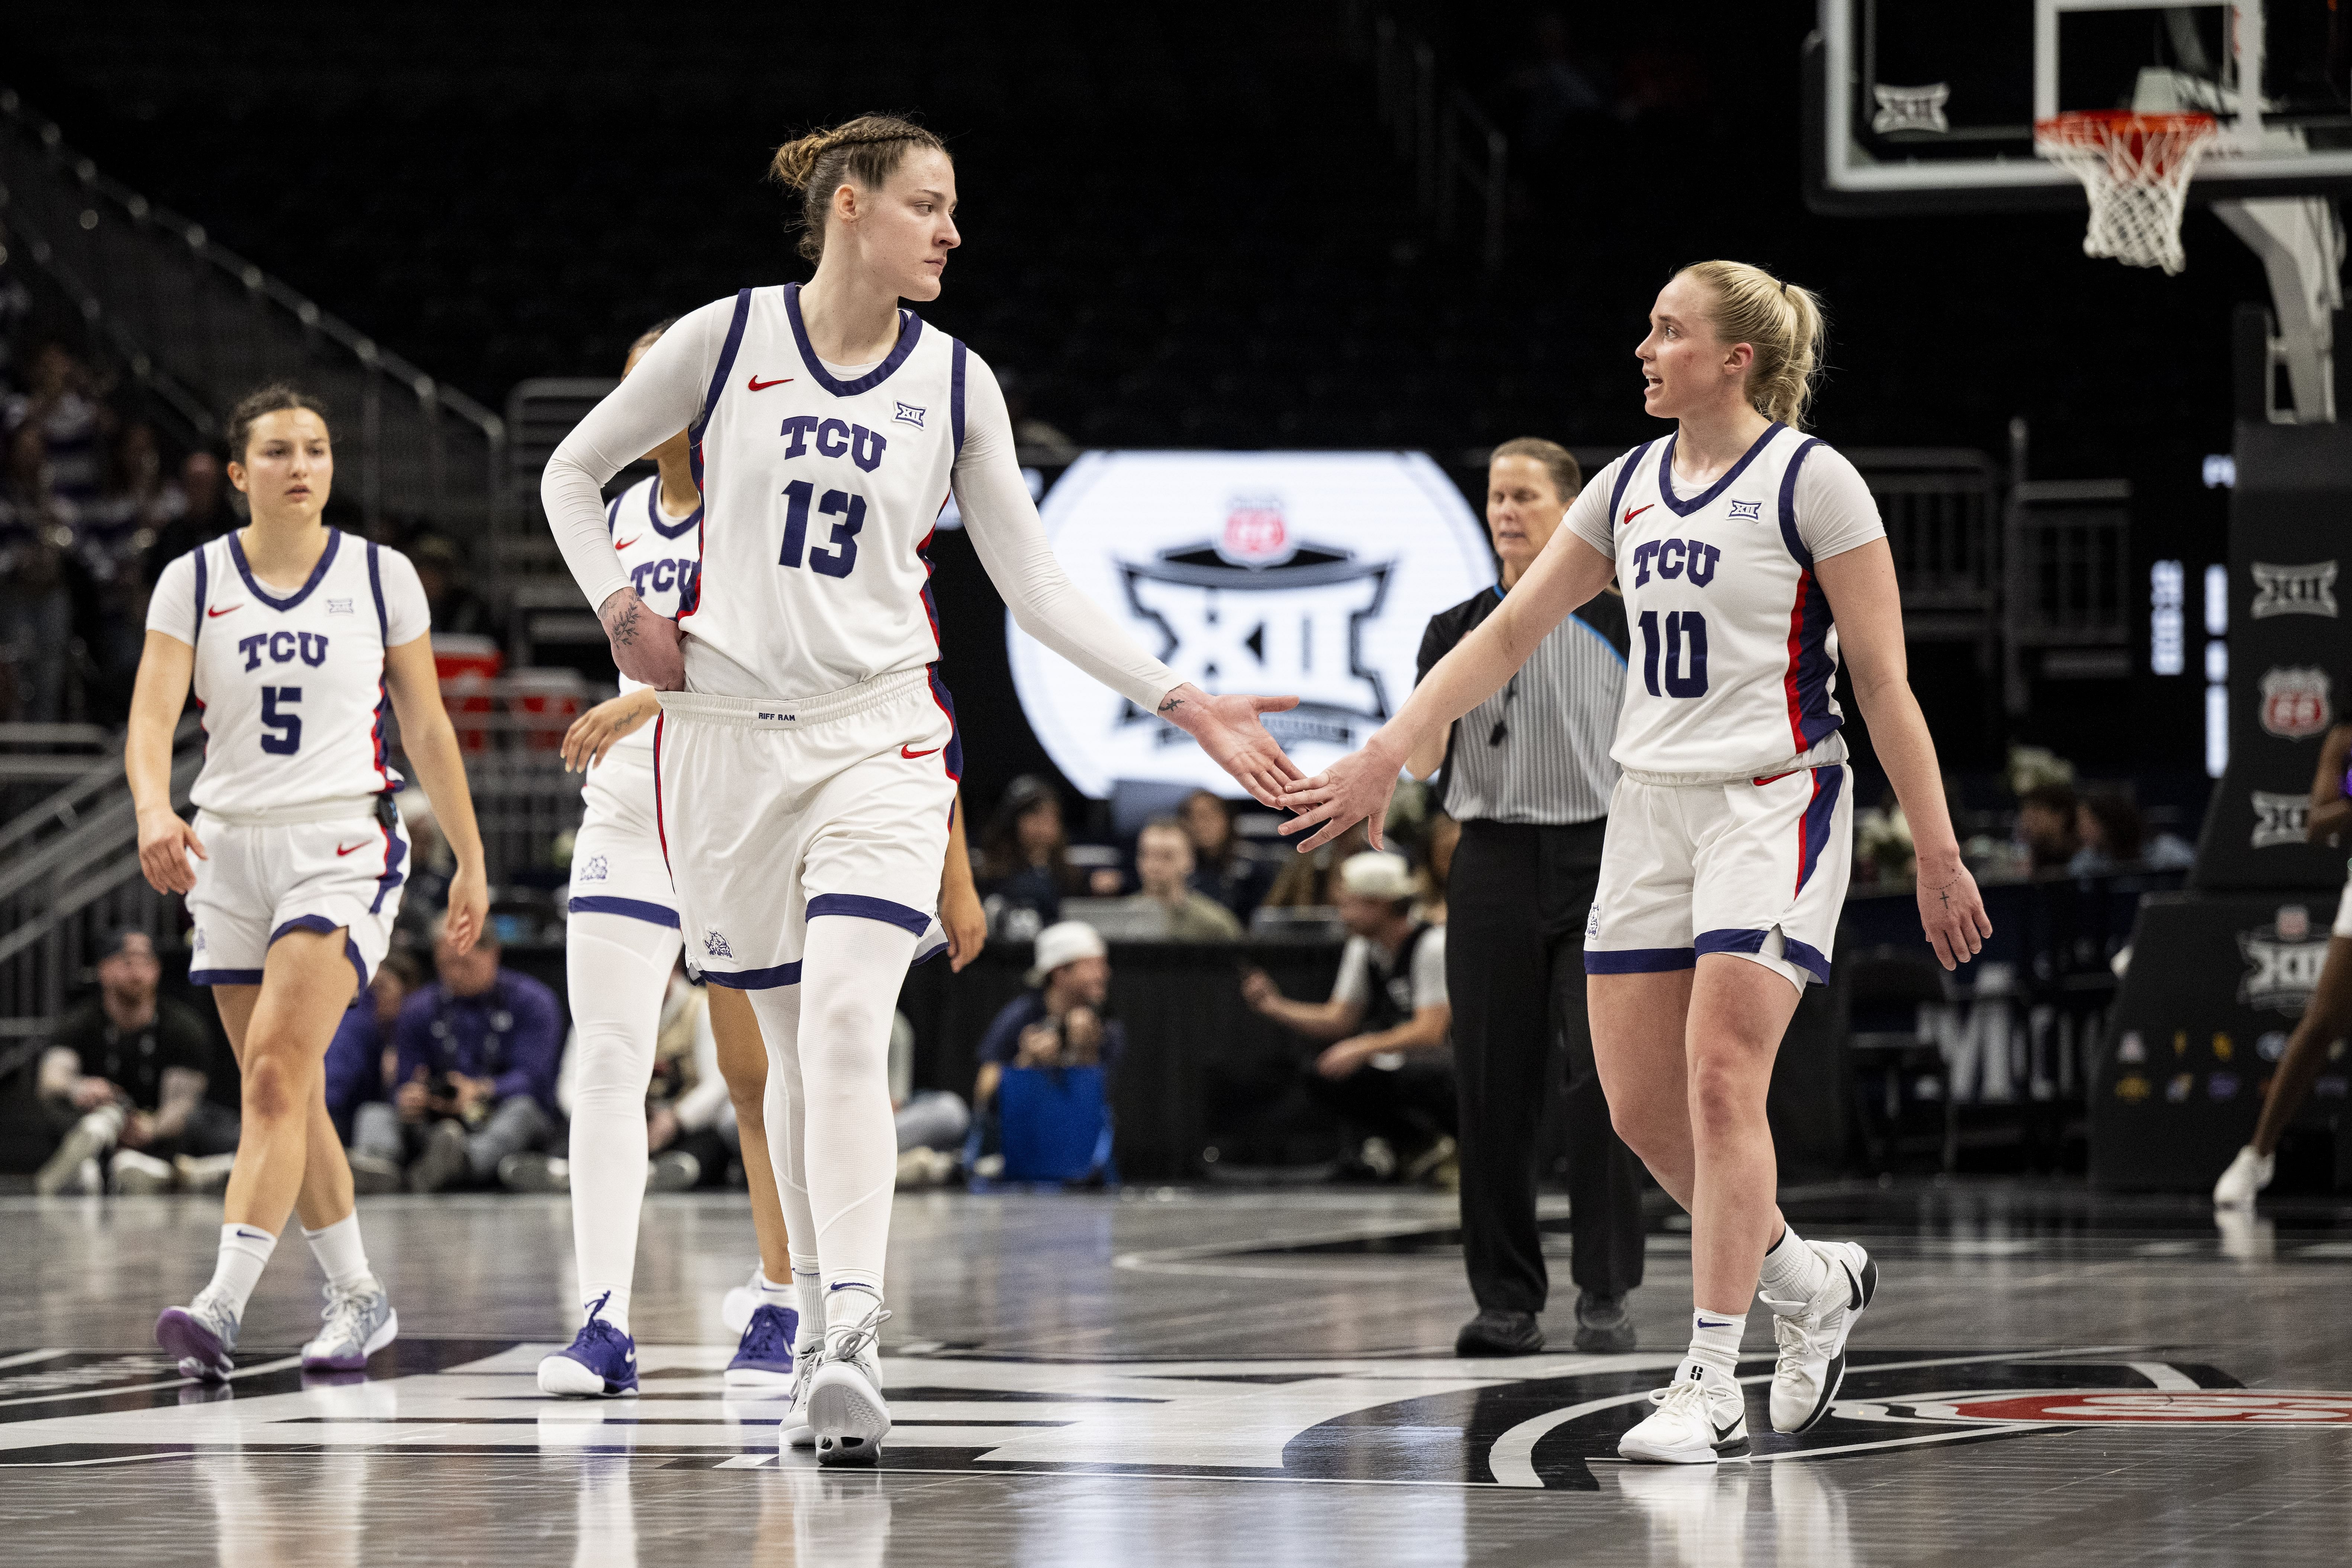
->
<box><xmin>1617</xmin><ymin>1363</ymin><xmax>1750</xmax><ymax>1464</ymax></box>
<box><xmin>1762</xmin><ymin>1239</ymin><xmax>1876</xmax><ymax>1433</ymax></box>
<box><xmin>2212</xmin><ymin>1146</ymin><xmax>2274</xmax><ymax>1208</ymax></box>
<box><xmin>808</xmin><ymin>1291</ymin><xmax>892</xmax><ymax>1467</ymax></box>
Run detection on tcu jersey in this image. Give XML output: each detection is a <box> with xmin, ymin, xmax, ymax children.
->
<box><xmin>601</xmin><ymin>473</ymin><xmax>703</xmax><ymax>754</ymax></box>
<box><xmin>1590</xmin><ymin>426</ymin><xmax>1869</xmax><ymax>780</ymax></box>
<box><xmin>148</xmin><ymin>530</ymin><xmax>430</xmax><ymax>815</ymax></box>
<box><xmin>678</xmin><ymin>283</ymin><xmax>964</xmax><ymax>703</ymax></box>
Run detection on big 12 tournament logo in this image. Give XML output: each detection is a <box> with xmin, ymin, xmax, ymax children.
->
<box><xmin>2240</xmin><ymin>903</ymin><xmax>2332</xmax><ymax>1015</ymax></box>
<box><xmin>1013</xmin><ymin>453</ymin><xmax>1495</xmax><ymax>795</ymax></box>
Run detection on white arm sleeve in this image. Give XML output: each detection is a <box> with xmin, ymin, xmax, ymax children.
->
<box><xmin>145</xmin><ymin>552</ymin><xmax>198</xmax><ymax>644</ymax></box>
<box><xmin>954</xmin><ymin>351</ymin><xmax>1180</xmax><ymax>712</ymax></box>
<box><xmin>1793</xmin><ymin>444</ymin><xmax>1887</xmax><ymax>562</ymax></box>
<box><xmin>1563</xmin><ymin>453</ymin><xmax>1629</xmax><ymax>560</ymax></box>
<box><xmin>540</xmin><ymin>298</ymin><xmax>730</xmax><ymax>613</ymax></box>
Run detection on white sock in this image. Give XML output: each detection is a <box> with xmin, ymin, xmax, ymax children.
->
<box><xmin>563</xmin><ymin>915</ymin><xmax>680</xmax><ymax>1334</ymax></box>
<box><xmin>789</xmin><ymin>1256</ymin><xmax>823</xmax><ymax>1350</ymax></box>
<box><xmin>302</xmin><ymin>1214</ymin><xmax>374</xmax><ymax>1293</ymax></box>
<box><xmin>756</xmin><ymin>1272</ymin><xmax>796</xmax><ymax>1312</ymax></box>
<box><xmin>1757</xmin><ymin>1223</ymin><xmax>1830</xmax><ymax>1305</ymax></box>
<box><xmin>200</xmin><ymin>1223</ymin><xmax>278</xmax><ymax>1317</ymax></box>
<box><xmin>824</xmin><ymin>1282</ymin><xmax>883</xmax><ymax>1341</ymax></box>
<box><xmin>1685</xmin><ymin>1309</ymin><xmax>1747</xmax><ymax>1380</ymax></box>
<box><xmin>585</xmin><ymin>1287</ymin><xmax>631</xmax><ymax>1336</ymax></box>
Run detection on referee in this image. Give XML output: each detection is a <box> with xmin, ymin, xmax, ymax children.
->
<box><xmin>1414</xmin><ymin>438</ymin><xmax>1645</xmax><ymax>1357</ymax></box>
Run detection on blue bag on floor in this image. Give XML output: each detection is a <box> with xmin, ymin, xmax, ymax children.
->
<box><xmin>998</xmin><ymin>1065</ymin><xmax>1112</xmax><ymax>1183</ymax></box>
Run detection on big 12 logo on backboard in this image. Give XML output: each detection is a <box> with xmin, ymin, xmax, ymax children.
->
<box><xmin>2239</xmin><ymin>904</ymin><xmax>2330</xmax><ymax>1015</ymax></box>
<box><xmin>2259</xmin><ymin>667</ymin><xmax>2333</xmax><ymax>740</ymax></box>
<box><xmin>1014</xmin><ymin>452</ymin><xmax>1494</xmax><ymax>795</ymax></box>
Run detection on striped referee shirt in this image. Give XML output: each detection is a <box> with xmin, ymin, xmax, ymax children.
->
<box><xmin>1415</xmin><ymin>586</ymin><xmax>1628</xmax><ymax>826</ymax></box>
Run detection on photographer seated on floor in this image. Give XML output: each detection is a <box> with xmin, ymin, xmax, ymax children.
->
<box><xmin>351</xmin><ymin>914</ymin><xmax>564</xmax><ymax>1194</ymax></box>
<box><xmin>970</xmin><ymin>921</ymin><xmax>1123</xmax><ymax>1183</ymax></box>
<box><xmin>1241</xmin><ymin>852</ymin><xmax>1457</xmax><ymax>1185</ymax></box>
<box><xmin>34</xmin><ymin>931</ymin><xmax>239</xmax><ymax>1195</ymax></box>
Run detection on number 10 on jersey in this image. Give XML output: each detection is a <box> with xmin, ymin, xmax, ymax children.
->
<box><xmin>778</xmin><ymin>481</ymin><xmax>864</xmax><ymax>579</ymax></box>
<box><xmin>1636</xmin><ymin>609</ymin><xmax>1709</xmax><ymax>698</ymax></box>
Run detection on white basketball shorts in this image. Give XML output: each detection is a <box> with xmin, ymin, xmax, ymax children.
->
<box><xmin>568</xmin><ymin>743</ymin><xmax>681</xmax><ymax>933</ymax></box>
<box><xmin>1583</xmin><ymin>762</ymin><xmax>1853</xmax><ymax>991</ymax></box>
<box><xmin>187</xmin><ymin>801</ymin><xmax>409</xmax><ymax>991</ymax></box>
<box><xmin>654</xmin><ymin>668</ymin><xmax>958</xmax><ymax>988</ymax></box>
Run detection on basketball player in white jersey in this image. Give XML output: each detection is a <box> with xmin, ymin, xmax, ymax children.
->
<box><xmin>1281</xmin><ymin>261</ymin><xmax>1991</xmax><ymax>1464</ymax></box>
<box><xmin>539</xmin><ymin>320</ymin><xmax>987</xmax><ymax>1400</ymax></box>
<box><xmin>129</xmin><ymin>384</ymin><xmax>489</xmax><ymax>1382</ymax></box>
<box><xmin>543</xmin><ymin>115</ymin><xmax>1301</xmax><ymax>1464</ymax></box>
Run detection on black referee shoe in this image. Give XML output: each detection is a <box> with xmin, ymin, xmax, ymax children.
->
<box><xmin>1455</xmin><ymin>1308</ymin><xmax>1544</xmax><ymax>1357</ymax></box>
<box><xmin>1573</xmin><ymin>1290</ymin><xmax>1636</xmax><ymax>1353</ymax></box>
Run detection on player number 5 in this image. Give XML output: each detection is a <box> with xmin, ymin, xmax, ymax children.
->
<box><xmin>260</xmin><ymin>686</ymin><xmax>303</xmax><ymax>754</ymax></box>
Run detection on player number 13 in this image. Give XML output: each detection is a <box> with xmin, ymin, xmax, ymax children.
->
<box><xmin>777</xmin><ymin>480</ymin><xmax>864</xmax><ymax>579</ymax></box>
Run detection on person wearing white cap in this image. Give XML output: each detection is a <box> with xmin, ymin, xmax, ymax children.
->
<box><xmin>970</xmin><ymin>923</ymin><xmax>1123</xmax><ymax>1165</ymax></box>
<box><xmin>1242</xmin><ymin>852</ymin><xmax>1455</xmax><ymax>1183</ymax></box>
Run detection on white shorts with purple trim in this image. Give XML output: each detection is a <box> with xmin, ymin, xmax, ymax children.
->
<box><xmin>187</xmin><ymin>804</ymin><xmax>407</xmax><ymax>992</ymax></box>
<box><xmin>1582</xmin><ymin>762</ymin><xmax>1853</xmax><ymax>991</ymax></box>
<box><xmin>654</xmin><ymin>670</ymin><xmax>957</xmax><ymax>990</ymax></box>
<box><xmin>568</xmin><ymin>743</ymin><xmax>681</xmax><ymax>934</ymax></box>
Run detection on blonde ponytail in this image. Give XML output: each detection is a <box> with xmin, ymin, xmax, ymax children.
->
<box><xmin>769</xmin><ymin>114</ymin><xmax>948</xmax><ymax>265</ymax></box>
<box><xmin>1676</xmin><ymin>260</ymin><xmax>1827</xmax><ymax>430</ymax></box>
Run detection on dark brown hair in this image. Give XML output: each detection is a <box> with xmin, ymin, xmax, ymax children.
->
<box><xmin>224</xmin><ymin>383</ymin><xmax>331</xmax><ymax>464</ymax></box>
<box><xmin>769</xmin><ymin>114</ymin><xmax>949</xmax><ymax>265</ymax></box>
<box><xmin>1488</xmin><ymin>437</ymin><xmax>1582</xmax><ymax>503</ymax></box>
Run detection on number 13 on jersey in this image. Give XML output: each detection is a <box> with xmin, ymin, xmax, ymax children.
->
<box><xmin>778</xmin><ymin>481</ymin><xmax>864</xmax><ymax>579</ymax></box>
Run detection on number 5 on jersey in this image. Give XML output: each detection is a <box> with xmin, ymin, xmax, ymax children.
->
<box><xmin>260</xmin><ymin>686</ymin><xmax>303</xmax><ymax>754</ymax></box>
<box><xmin>778</xmin><ymin>480</ymin><xmax>865</xmax><ymax>579</ymax></box>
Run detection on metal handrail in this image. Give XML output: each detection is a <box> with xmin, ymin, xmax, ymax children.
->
<box><xmin>0</xmin><ymin>745</ymin><xmax>198</xmax><ymax>911</ymax></box>
<box><xmin>1346</xmin><ymin>4</ymin><xmax>1510</xmax><ymax>273</ymax></box>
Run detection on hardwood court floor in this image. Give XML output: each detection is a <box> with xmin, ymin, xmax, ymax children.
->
<box><xmin>3</xmin><ymin>1181</ymin><xmax>2350</xmax><ymax>1565</ymax></box>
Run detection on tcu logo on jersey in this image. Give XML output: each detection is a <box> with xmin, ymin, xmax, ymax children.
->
<box><xmin>628</xmin><ymin>558</ymin><xmax>699</xmax><ymax>599</ymax></box>
<box><xmin>1628</xmin><ymin>537</ymin><xmax>1723</xmax><ymax>589</ymax></box>
<box><xmin>777</xmin><ymin>416</ymin><xmax>888</xmax><ymax>473</ymax></box>
<box><xmin>236</xmin><ymin>631</ymin><xmax>330</xmax><ymax>672</ymax></box>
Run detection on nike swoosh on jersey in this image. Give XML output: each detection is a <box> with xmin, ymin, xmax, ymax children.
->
<box><xmin>747</xmin><ymin>375</ymin><xmax>793</xmax><ymax>391</ymax></box>
<box><xmin>335</xmin><ymin>840</ymin><xmax>369</xmax><ymax>856</ymax></box>
<box><xmin>1622</xmin><ymin>503</ymin><xmax>1654</xmax><ymax>525</ymax></box>
<box><xmin>901</xmin><ymin>744</ymin><xmax>943</xmax><ymax>759</ymax></box>
<box><xmin>613</xmin><ymin>536</ymin><xmax>642</xmax><ymax>550</ymax></box>
<box><xmin>206</xmin><ymin>604</ymin><xmax>243</xmax><ymax>617</ymax></box>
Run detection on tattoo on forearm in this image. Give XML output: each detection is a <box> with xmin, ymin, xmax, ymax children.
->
<box><xmin>1157</xmin><ymin>695</ymin><xmax>1185</xmax><ymax>717</ymax></box>
<box><xmin>607</xmin><ymin>599</ymin><xmax>640</xmax><ymax>647</ymax></box>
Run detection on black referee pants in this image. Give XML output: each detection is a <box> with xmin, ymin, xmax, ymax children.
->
<box><xmin>1449</xmin><ymin>819</ymin><xmax>1646</xmax><ymax>1314</ymax></box>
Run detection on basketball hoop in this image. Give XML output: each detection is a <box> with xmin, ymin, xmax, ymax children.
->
<box><xmin>2033</xmin><ymin>110</ymin><xmax>2221</xmax><ymax>275</ymax></box>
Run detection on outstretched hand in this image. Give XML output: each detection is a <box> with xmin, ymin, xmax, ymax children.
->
<box><xmin>1915</xmin><ymin>858</ymin><xmax>1993</xmax><ymax>972</ymax></box>
<box><xmin>1278</xmin><ymin>734</ymin><xmax>1405</xmax><ymax>853</ymax></box>
<box><xmin>600</xmin><ymin>588</ymin><xmax>684</xmax><ymax>692</ymax></box>
<box><xmin>1155</xmin><ymin>684</ymin><xmax>1305</xmax><ymax>808</ymax></box>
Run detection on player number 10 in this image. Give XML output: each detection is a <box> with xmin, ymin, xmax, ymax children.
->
<box><xmin>1636</xmin><ymin>609</ymin><xmax>1709</xmax><ymax>699</ymax></box>
<box><xmin>778</xmin><ymin>480</ymin><xmax>865</xmax><ymax>579</ymax></box>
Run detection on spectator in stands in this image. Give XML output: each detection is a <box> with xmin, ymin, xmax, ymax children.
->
<box><xmin>332</xmin><ymin>954</ymin><xmax>422</xmax><ymax>1190</ymax></box>
<box><xmin>1180</xmin><ymin>789</ymin><xmax>1273</xmax><ymax>919</ymax></box>
<box><xmin>1106</xmin><ymin>818</ymin><xmax>1245</xmax><ymax>940</ymax></box>
<box><xmin>1241</xmin><ymin>853</ymin><xmax>1456</xmax><ymax>1184</ymax></box>
<box><xmin>0</xmin><ymin>422</ymin><xmax>72</xmax><ymax>722</ymax></box>
<box><xmin>995</xmin><ymin>368</ymin><xmax>1079</xmax><ymax>463</ymax></box>
<box><xmin>144</xmin><ymin>453</ymin><xmax>234</xmax><ymax>582</ymax></box>
<box><xmin>15</xmin><ymin>343</ymin><xmax>110</xmax><ymax>509</ymax></box>
<box><xmin>409</xmin><ymin>534</ymin><xmax>498</xmax><ymax>643</ymax></box>
<box><xmin>81</xmin><ymin>421</ymin><xmax>178</xmax><ymax>714</ymax></box>
<box><xmin>1261</xmin><ymin>819</ymin><xmax>1371</xmax><ymax>909</ymax></box>
<box><xmin>354</xmin><ymin>914</ymin><xmax>563</xmax><ymax>1192</ymax></box>
<box><xmin>972</xmin><ymin>921</ymin><xmax>1123</xmax><ymax>1121</ymax></box>
<box><xmin>2016</xmin><ymin>781</ymin><xmax>2081</xmax><ymax>872</ymax></box>
<box><xmin>979</xmin><ymin>774</ymin><xmax>1117</xmax><ymax>937</ymax></box>
<box><xmin>890</xmin><ymin>1008</ymin><xmax>969</xmax><ymax>1188</ymax></box>
<box><xmin>2071</xmin><ymin>789</ymin><xmax>2197</xmax><ymax>875</ymax></box>
<box><xmin>32</xmin><ymin>931</ymin><xmax>238</xmax><ymax>1195</ymax></box>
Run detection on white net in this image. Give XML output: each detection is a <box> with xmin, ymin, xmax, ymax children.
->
<box><xmin>2033</xmin><ymin>112</ymin><xmax>2221</xmax><ymax>276</ymax></box>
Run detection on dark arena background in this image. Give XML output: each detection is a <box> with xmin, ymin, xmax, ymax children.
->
<box><xmin>2</xmin><ymin>2</ymin><xmax>2351</xmax><ymax>1563</ymax></box>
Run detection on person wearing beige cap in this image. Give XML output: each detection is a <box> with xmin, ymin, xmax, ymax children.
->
<box><xmin>1242</xmin><ymin>852</ymin><xmax>1455</xmax><ymax>1184</ymax></box>
<box><xmin>972</xmin><ymin>921</ymin><xmax>1124</xmax><ymax>1119</ymax></box>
